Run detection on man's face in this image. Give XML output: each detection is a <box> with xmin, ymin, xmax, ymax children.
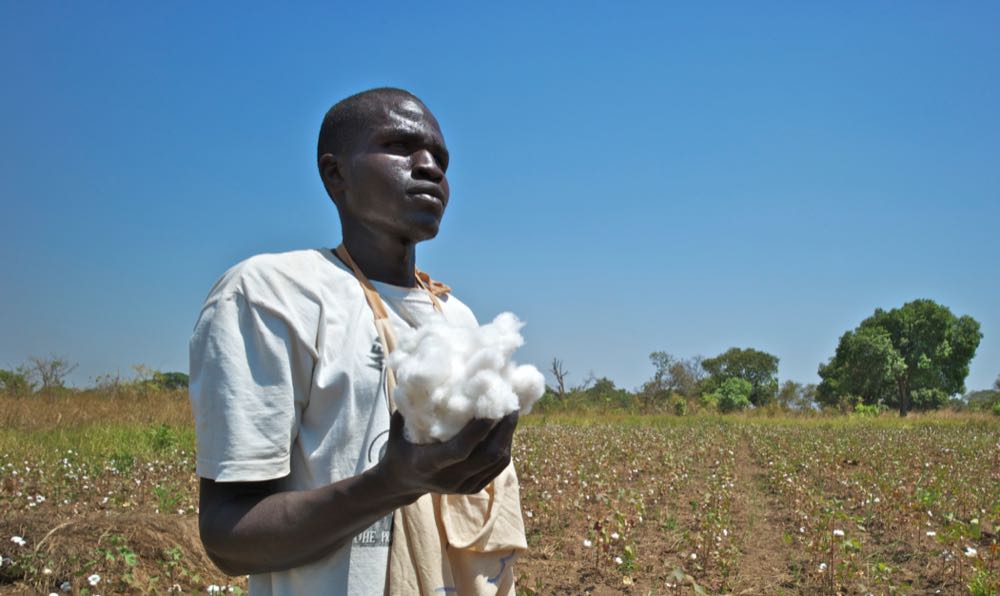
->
<box><xmin>335</xmin><ymin>97</ymin><xmax>450</xmax><ymax>244</ymax></box>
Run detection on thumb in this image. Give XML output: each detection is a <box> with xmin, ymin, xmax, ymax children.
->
<box><xmin>389</xmin><ymin>410</ymin><xmax>407</xmax><ymax>442</ymax></box>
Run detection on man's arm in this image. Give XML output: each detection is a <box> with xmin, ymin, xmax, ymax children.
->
<box><xmin>199</xmin><ymin>410</ymin><xmax>517</xmax><ymax>576</ymax></box>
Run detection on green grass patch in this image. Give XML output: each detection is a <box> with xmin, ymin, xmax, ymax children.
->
<box><xmin>0</xmin><ymin>423</ymin><xmax>196</xmax><ymax>463</ymax></box>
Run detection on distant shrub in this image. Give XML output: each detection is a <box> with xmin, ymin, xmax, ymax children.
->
<box><xmin>153</xmin><ymin>372</ymin><xmax>189</xmax><ymax>390</ymax></box>
<box><xmin>0</xmin><ymin>368</ymin><xmax>33</xmax><ymax>395</ymax></box>
<box><xmin>715</xmin><ymin>378</ymin><xmax>752</xmax><ymax>413</ymax></box>
<box><xmin>966</xmin><ymin>389</ymin><xmax>1000</xmax><ymax>411</ymax></box>
<box><xmin>853</xmin><ymin>402</ymin><xmax>885</xmax><ymax>417</ymax></box>
<box><xmin>992</xmin><ymin>401</ymin><xmax>1000</xmax><ymax>417</ymax></box>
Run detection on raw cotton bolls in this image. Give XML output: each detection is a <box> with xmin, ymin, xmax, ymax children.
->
<box><xmin>510</xmin><ymin>364</ymin><xmax>546</xmax><ymax>406</ymax></box>
<box><xmin>389</xmin><ymin>312</ymin><xmax>545</xmax><ymax>443</ymax></box>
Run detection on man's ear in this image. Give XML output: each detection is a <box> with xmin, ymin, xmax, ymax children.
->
<box><xmin>319</xmin><ymin>153</ymin><xmax>347</xmax><ymax>203</ymax></box>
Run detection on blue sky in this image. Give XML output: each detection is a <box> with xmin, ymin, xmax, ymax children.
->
<box><xmin>1</xmin><ymin>2</ymin><xmax>998</xmax><ymax>393</ymax></box>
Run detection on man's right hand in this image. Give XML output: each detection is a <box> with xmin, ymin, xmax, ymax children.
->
<box><xmin>371</xmin><ymin>409</ymin><xmax>519</xmax><ymax>500</ymax></box>
<box><xmin>198</xmin><ymin>410</ymin><xmax>518</xmax><ymax>576</ymax></box>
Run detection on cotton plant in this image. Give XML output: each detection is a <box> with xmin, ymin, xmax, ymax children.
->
<box><xmin>389</xmin><ymin>312</ymin><xmax>545</xmax><ymax>443</ymax></box>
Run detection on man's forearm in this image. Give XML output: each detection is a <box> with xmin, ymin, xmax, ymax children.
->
<box><xmin>199</xmin><ymin>466</ymin><xmax>420</xmax><ymax>576</ymax></box>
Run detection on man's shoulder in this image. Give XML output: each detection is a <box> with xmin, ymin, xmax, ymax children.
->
<box><xmin>234</xmin><ymin>247</ymin><xmax>339</xmax><ymax>276</ymax></box>
<box><xmin>207</xmin><ymin>248</ymin><xmax>353</xmax><ymax>305</ymax></box>
<box><xmin>437</xmin><ymin>291</ymin><xmax>479</xmax><ymax>327</ymax></box>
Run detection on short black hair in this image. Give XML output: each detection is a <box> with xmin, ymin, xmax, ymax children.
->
<box><xmin>316</xmin><ymin>87</ymin><xmax>423</xmax><ymax>162</ymax></box>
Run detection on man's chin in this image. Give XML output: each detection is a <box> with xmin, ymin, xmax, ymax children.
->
<box><xmin>404</xmin><ymin>215</ymin><xmax>443</xmax><ymax>243</ymax></box>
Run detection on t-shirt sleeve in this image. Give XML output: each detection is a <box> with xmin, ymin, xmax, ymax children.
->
<box><xmin>189</xmin><ymin>291</ymin><xmax>314</xmax><ymax>482</ymax></box>
<box><xmin>441</xmin><ymin>294</ymin><xmax>479</xmax><ymax>328</ymax></box>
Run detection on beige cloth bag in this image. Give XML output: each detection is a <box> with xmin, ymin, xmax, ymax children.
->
<box><xmin>334</xmin><ymin>246</ymin><xmax>528</xmax><ymax>595</ymax></box>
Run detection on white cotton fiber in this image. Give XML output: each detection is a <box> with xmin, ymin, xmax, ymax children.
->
<box><xmin>388</xmin><ymin>312</ymin><xmax>545</xmax><ymax>443</ymax></box>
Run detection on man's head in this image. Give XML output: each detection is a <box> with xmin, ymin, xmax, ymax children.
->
<box><xmin>318</xmin><ymin>88</ymin><xmax>450</xmax><ymax>245</ymax></box>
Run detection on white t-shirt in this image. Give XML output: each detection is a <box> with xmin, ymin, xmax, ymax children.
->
<box><xmin>189</xmin><ymin>248</ymin><xmax>478</xmax><ymax>596</ymax></box>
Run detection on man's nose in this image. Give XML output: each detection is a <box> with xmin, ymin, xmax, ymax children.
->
<box><xmin>412</xmin><ymin>149</ymin><xmax>444</xmax><ymax>182</ymax></box>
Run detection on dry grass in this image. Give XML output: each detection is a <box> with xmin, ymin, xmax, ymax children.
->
<box><xmin>1</xmin><ymin>388</ymin><xmax>193</xmax><ymax>432</ymax></box>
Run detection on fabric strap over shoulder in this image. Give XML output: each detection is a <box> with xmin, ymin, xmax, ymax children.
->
<box><xmin>333</xmin><ymin>244</ymin><xmax>527</xmax><ymax>596</ymax></box>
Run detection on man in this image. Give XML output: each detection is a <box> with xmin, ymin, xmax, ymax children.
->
<box><xmin>189</xmin><ymin>88</ymin><xmax>519</xmax><ymax>595</ymax></box>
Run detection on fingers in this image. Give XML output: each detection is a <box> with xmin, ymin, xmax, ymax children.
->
<box><xmin>488</xmin><ymin>411</ymin><xmax>517</xmax><ymax>455</ymax></box>
<box><xmin>388</xmin><ymin>410</ymin><xmax>519</xmax><ymax>495</ymax></box>
<box><xmin>455</xmin><ymin>457</ymin><xmax>509</xmax><ymax>494</ymax></box>
<box><xmin>440</xmin><ymin>416</ymin><xmax>499</xmax><ymax>464</ymax></box>
<box><xmin>450</xmin><ymin>413</ymin><xmax>518</xmax><ymax>493</ymax></box>
<box><xmin>493</xmin><ymin>411</ymin><xmax>518</xmax><ymax>449</ymax></box>
<box><xmin>389</xmin><ymin>410</ymin><xmax>406</xmax><ymax>441</ymax></box>
<box><xmin>467</xmin><ymin>411</ymin><xmax>518</xmax><ymax>465</ymax></box>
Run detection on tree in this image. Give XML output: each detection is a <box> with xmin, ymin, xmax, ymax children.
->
<box><xmin>776</xmin><ymin>380</ymin><xmax>817</xmax><ymax>411</ymax></box>
<box><xmin>154</xmin><ymin>371</ymin><xmax>189</xmax><ymax>390</ymax></box>
<box><xmin>647</xmin><ymin>351</ymin><xmax>674</xmax><ymax>393</ymax></box>
<box><xmin>713</xmin><ymin>378</ymin><xmax>752</xmax><ymax>413</ymax></box>
<box><xmin>667</xmin><ymin>355</ymin><xmax>706</xmax><ymax>398</ymax></box>
<box><xmin>798</xmin><ymin>383</ymin><xmax>818</xmax><ymax>411</ymax></box>
<box><xmin>585</xmin><ymin>376</ymin><xmax>633</xmax><ymax>409</ymax></box>
<box><xmin>27</xmin><ymin>355</ymin><xmax>77</xmax><ymax>391</ymax></box>
<box><xmin>964</xmin><ymin>375</ymin><xmax>1000</xmax><ymax>411</ymax></box>
<box><xmin>642</xmin><ymin>352</ymin><xmax>673</xmax><ymax>409</ymax></box>
<box><xmin>130</xmin><ymin>365</ymin><xmax>190</xmax><ymax>392</ymax></box>
<box><xmin>964</xmin><ymin>389</ymin><xmax>1000</xmax><ymax>411</ymax></box>
<box><xmin>642</xmin><ymin>352</ymin><xmax>706</xmax><ymax>409</ymax></box>
<box><xmin>549</xmin><ymin>358</ymin><xmax>569</xmax><ymax>401</ymax></box>
<box><xmin>0</xmin><ymin>367</ymin><xmax>34</xmax><ymax>395</ymax></box>
<box><xmin>816</xmin><ymin>326</ymin><xmax>904</xmax><ymax>409</ymax></box>
<box><xmin>641</xmin><ymin>352</ymin><xmax>674</xmax><ymax>409</ymax></box>
<box><xmin>818</xmin><ymin>299</ymin><xmax>981</xmax><ymax>416</ymax></box>
<box><xmin>701</xmin><ymin>347</ymin><xmax>779</xmax><ymax>407</ymax></box>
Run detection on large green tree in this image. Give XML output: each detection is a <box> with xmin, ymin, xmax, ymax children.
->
<box><xmin>701</xmin><ymin>347</ymin><xmax>779</xmax><ymax>407</ymax></box>
<box><xmin>818</xmin><ymin>299</ymin><xmax>981</xmax><ymax>415</ymax></box>
<box><xmin>815</xmin><ymin>326</ymin><xmax>905</xmax><ymax>410</ymax></box>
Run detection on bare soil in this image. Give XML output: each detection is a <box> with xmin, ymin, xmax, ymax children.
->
<box><xmin>725</xmin><ymin>446</ymin><xmax>802</xmax><ymax>594</ymax></box>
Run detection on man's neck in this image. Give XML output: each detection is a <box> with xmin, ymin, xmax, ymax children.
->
<box><xmin>341</xmin><ymin>228</ymin><xmax>417</xmax><ymax>288</ymax></box>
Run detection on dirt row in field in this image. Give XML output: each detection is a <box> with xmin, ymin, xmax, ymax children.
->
<box><xmin>726</xmin><ymin>446</ymin><xmax>801</xmax><ymax>594</ymax></box>
<box><xmin>513</xmin><ymin>423</ymin><xmax>814</xmax><ymax>594</ymax></box>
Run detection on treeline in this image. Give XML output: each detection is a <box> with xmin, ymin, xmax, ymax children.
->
<box><xmin>2</xmin><ymin>299</ymin><xmax>998</xmax><ymax>417</ymax></box>
<box><xmin>0</xmin><ymin>358</ymin><xmax>188</xmax><ymax>396</ymax></box>
<box><xmin>540</xmin><ymin>349</ymin><xmax>821</xmax><ymax>415</ymax></box>
<box><xmin>540</xmin><ymin>299</ymin><xmax>999</xmax><ymax>416</ymax></box>
<box><xmin>537</xmin><ymin>354</ymin><xmax>1000</xmax><ymax>416</ymax></box>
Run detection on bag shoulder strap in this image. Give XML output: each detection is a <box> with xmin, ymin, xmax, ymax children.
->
<box><xmin>334</xmin><ymin>244</ymin><xmax>445</xmax><ymax>412</ymax></box>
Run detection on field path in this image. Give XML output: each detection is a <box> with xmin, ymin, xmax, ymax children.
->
<box><xmin>728</xmin><ymin>435</ymin><xmax>800</xmax><ymax>594</ymax></box>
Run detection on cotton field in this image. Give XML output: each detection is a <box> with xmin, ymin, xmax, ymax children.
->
<box><xmin>1</xmin><ymin>391</ymin><xmax>998</xmax><ymax>594</ymax></box>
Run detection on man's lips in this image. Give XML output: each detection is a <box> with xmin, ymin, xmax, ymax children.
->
<box><xmin>408</xmin><ymin>185</ymin><xmax>445</xmax><ymax>201</ymax></box>
<box><xmin>407</xmin><ymin>187</ymin><xmax>446</xmax><ymax>211</ymax></box>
